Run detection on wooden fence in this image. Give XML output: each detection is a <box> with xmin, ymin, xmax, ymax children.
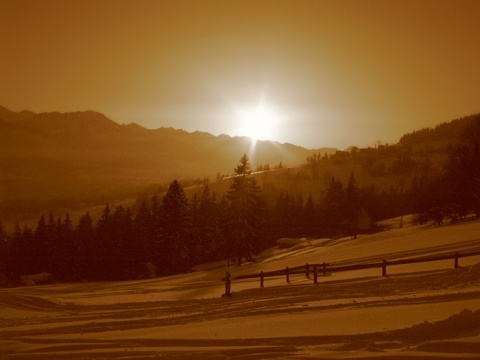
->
<box><xmin>222</xmin><ymin>249</ymin><xmax>480</xmax><ymax>297</ymax></box>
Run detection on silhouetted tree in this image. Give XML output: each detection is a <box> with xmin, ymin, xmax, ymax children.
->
<box><xmin>112</xmin><ymin>206</ymin><xmax>135</xmax><ymax>279</ymax></box>
<box><xmin>50</xmin><ymin>214</ymin><xmax>75</xmax><ymax>282</ymax></box>
<box><xmin>274</xmin><ymin>192</ymin><xmax>296</xmax><ymax>238</ymax></box>
<box><xmin>7</xmin><ymin>225</ymin><xmax>25</xmax><ymax>283</ymax></box>
<box><xmin>45</xmin><ymin>213</ymin><xmax>57</xmax><ymax>273</ymax></box>
<box><xmin>134</xmin><ymin>200</ymin><xmax>155</xmax><ymax>265</ymax></box>
<box><xmin>226</xmin><ymin>154</ymin><xmax>265</xmax><ymax>265</ymax></box>
<box><xmin>191</xmin><ymin>184</ymin><xmax>222</xmax><ymax>264</ymax></box>
<box><xmin>33</xmin><ymin>215</ymin><xmax>49</xmax><ymax>273</ymax></box>
<box><xmin>346</xmin><ymin>173</ymin><xmax>359</xmax><ymax>238</ymax></box>
<box><xmin>75</xmin><ymin>212</ymin><xmax>95</xmax><ymax>281</ymax></box>
<box><xmin>301</xmin><ymin>194</ymin><xmax>317</xmax><ymax>238</ymax></box>
<box><xmin>94</xmin><ymin>205</ymin><xmax>136</xmax><ymax>280</ymax></box>
<box><xmin>95</xmin><ymin>205</ymin><xmax>115</xmax><ymax>280</ymax></box>
<box><xmin>160</xmin><ymin>180</ymin><xmax>192</xmax><ymax>274</ymax></box>
<box><xmin>0</xmin><ymin>220</ymin><xmax>7</xmax><ymax>279</ymax></box>
<box><xmin>320</xmin><ymin>177</ymin><xmax>346</xmax><ymax>236</ymax></box>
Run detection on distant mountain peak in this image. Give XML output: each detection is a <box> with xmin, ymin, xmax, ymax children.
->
<box><xmin>0</xmin><ymin>105</ymin><xmax>37</xmax><ymax>122</ymax></box>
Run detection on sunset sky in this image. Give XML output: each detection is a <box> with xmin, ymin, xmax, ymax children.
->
<box><xmin>1</xmin><ymin>0</ymin><xmax>479</xmax><ymax>149</ymax></box>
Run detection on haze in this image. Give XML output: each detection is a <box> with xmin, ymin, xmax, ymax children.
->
<box><xmin>1</xmin><ymin>0</ymin><xmax>479</xmax><ymax>149</ymax></box>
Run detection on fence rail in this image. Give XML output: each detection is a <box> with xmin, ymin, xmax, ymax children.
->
<box><xmin>222</xmin><ymin>249</ymin><xmax>480</xmax><ymax>296</ymax></box>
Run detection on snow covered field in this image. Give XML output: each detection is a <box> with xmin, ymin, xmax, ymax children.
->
<box><xmin>1</xmin><ymin>218</ymin><xmax>480</xmax><ymax>359</ymax></box>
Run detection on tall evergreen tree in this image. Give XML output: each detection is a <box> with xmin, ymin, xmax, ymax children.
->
<box><xmin>191</xmin><ymin>184</ymin><xmax>221</xmax><ymax>264</ymax></box>
<box><xmin>226</xmin><ymin>154</ymin><xmax>265</xmax><ymax>265</ymax></box>
<box><xmin>346</xmin><ymin>173</ymin><xmax>359</xmax><ymax>239</ymax></box>
<box><xmin>160</xmin><ymin>180</ymin><xmax>192</xmax><ymax>274</ymax></box>
<box><xmin>75</xmin><ymin>212</ymin><xmax>96</xmax><ymax>281</ymax></box>
<box><xmin>45</xmin><ymin>213</ymin><xmax>57</xmax><ymax>273</ymax></box>
<box><xmin>148</xmin><ymin>194</ymin><xmax>166</xmax><ymax>275</ymax></box>
<box><xmin>112</xmin><ymin>206</ymin><xmax>135</xmax><ymax>279</ymax></box>
<box><xmin>0</xmin><ymin>220</ymin><xmax>7</xmax><ymax>280</ymax></box>
<box><xmin>302</xmin><ymin>194</ymin><xmax>317</xmax><ymax>238</ymax></box>
<box><xmin>33</xmin><ymin>215</ymin><xmax>49</xmax><ymax>273</ymax></box>
<box><xmin>134</xmin><ymin>200</ymin><xmax>155</xmax><ymax>266</ymax></box>
<box><xmin>8</xmin><ymin>225</ymin><xmax>30</xmax><ymax>282</ymax></box>
<box><xmin>95</xmin><ymin>205</ymin><xmax>115</xmax><ymax>280</ymax></box>
<box><xmin>320</xmin><ymin>177</ymin><xmax>346</xmax><ymax>236</ymax></box>
<box><xmin>51</xmin><ymin>214</ymin><xmax>75</xmax><ymax>282</ymax></box>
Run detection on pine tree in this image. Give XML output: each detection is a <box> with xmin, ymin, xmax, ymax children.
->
<box><xmin>95</xmin><ymin>205</ymin><xmax>114</xmax><ymax>280</ymax></box>
<box><xmin>50</xmin><ymin>214</ymin><xmax>75</xmax><ymax>282</ymax></box>
<box><xmin>346</xmin><ymin>172</ymin><xmax>359</xmax><ymax>239</ymax></box>
<box><xmin>226</xmin><ymin>154</ymin><xmax>265</xmax><ymax>265</ymax></box>
<box><xmin>33</xmin><ymin>215</ymin><xmax>49</xmax><ymax>273</ymax></box>
<box><xmin>113</xmin><ymin>206</ymin><xmax>135</xmax><ymax>279</ymax></box>
<box><xmin>95</xmin><ymin>205</ymin><xmax>135</xmax><ymax>280</ymax></box>
<box><xmin>134</xmin><ymin>200</ymin><xmax>155</xmax><ymax>267</ymax></box>
<box><xmin>22</xmin><ymin>226</ymin><xmax>35</xmax><ymax>275</ymax></box>
<box><xmin>320</xmin><ymin>177</ymin><xmax>347</xmax><ymax>236</ymax></box>
<box><xmin>0</xmin><ymin>220</ymin><xmax>7</xmax><ymax>280</ymax></box>
<box><xmin>45</xmin><ymin>213</ymin><xmax>57</xmax><ymax>273</ymax></box>
<box><xmin>8</xmin><ymin>224</ymin><xmax>28</xmax><ymax>282</ymax></box>
<box><xmin>160</xmin><ymin>180</ymin><xmax>192</xmax><ymax>274</ymax></box>
<box><xmin>75</xmin><ymin>212</ymin><xmax>95</xmax><ymax>281</ymax></box>
<box><xmin>302</xmin><ymin>194</ymin><xmax>317</xmax><ymax>238</ymax></box>
<box><xmin>192</xmin><ymin>183</ymin><xmax>222</xmax><ymax>264</ymax></box>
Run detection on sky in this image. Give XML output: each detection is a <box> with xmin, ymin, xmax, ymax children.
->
<box><xmin>1</xmin><ymin>0</ymin><xmax>479</xmax><ymax>149</ymax></box>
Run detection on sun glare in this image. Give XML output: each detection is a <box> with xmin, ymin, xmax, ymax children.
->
<box><xmin>237</xmin><ymin>104</ymin><xmax>279</xmax><ymax>141</ymax></box>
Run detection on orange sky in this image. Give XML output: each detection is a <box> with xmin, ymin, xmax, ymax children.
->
<box><xmin>1</xmin><ymin>0</ymin><xmax>479</xmax><ymax>149</ymax></box>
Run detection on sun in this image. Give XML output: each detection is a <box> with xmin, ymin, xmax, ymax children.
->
<box><xmin>237</xmin><ymin>104</ymin><xmax>279</xmax><ymax>141</ymax></box>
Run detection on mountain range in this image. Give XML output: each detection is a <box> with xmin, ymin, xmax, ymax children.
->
<box><xmin>0</xmin><ymin>106</ymin><xmax>336</xmax><ymax>216</ymax></box>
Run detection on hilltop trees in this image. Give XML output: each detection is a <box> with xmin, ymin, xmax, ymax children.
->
<box><xmin>445</xmin><ymin>117</ymin><xmax>480</xmax><ymax>217</ymax></box>
<box><xmin>405</xmin><ymin>116</ymin><xmax>480</xmax><ymax>222</ymax></box>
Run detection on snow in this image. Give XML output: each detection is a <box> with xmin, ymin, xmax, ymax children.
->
<box><xmin>1</xmin><ymin>218</ymin><xmax>480</xmax><ymax>359</ymax></box>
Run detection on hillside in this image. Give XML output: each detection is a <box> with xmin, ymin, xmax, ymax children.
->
<box><xmin>199</xmin><ymin>114</ymin><xmax>480</xmax><ymax>210</ymax></box>
<box><xmin>0</xmin><ymin>106</ymin><xmax>335</xmax><ymax>219</ymax></box>
<box><xmin>2</xmin><ymin>105</ymin><xmax>478</xmax><ymax>230</ymax></box>
<box><xmin>399</xmin><ymin>114</ymin><xmax>480</xmax><ymax>145</ymax></box>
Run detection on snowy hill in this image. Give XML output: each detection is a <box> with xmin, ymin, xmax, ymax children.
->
<box><xmin>1</xmin><ymin>218</ymin><xmax>480</xmax><ymax>358</ymax></box>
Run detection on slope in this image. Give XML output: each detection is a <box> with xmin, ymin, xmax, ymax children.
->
<box><xmin>0</xmin><ymin>106</ymin><xmax>335</xmax><ymax>221</ymax></box>
<box><xmin>1</xmin><ymin>218</ymin><xmax>479</xmax><ymax>359</ymax></box>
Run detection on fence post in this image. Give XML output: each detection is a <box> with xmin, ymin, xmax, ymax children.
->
<box><xmin>313</xmin><ymin>266</ymin><xmax>318</xmax><ymax>284</ymax></box>
<box><xmin>260</xmin><ymin>271</ymin><xmax>264</xmax><ymax>288</ymax></box>
<box><xmin>382</xmin><ymin>260</ymin><xmax>387</xmax><ymax>277</ymax></box>
<box><xmin>224</xmin><ymin>271</ymin><xmax>231</xmax><ymax>297</ymax></box>
<box><xmin>286</xmin><ymin>266</ymin><xmax>290</xmax><ymax>283</ymax></box>
<box><xmin>322</xmin><ymin>262</ymin><xmax>327</xmax><ymax>276</ymax></box>
<box><xmin>454</xmin><ymin>253</ymin><xmax>459</xmax><ymax>269</ymax></box>
<box><xmin>306</xmin><ymin>263</ymin><xmax>310</xmax><ymax>278</ymax></box>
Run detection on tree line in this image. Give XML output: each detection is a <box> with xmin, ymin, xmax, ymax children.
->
<box><xmin>1</xmin><ymin>118</ymin><xmax>479</xmax><ymax>285</ymax></box>
<box><xmin>0</xmin><ymin>155</ymin><xmax>265</xmax><ymax>285</ymax></box>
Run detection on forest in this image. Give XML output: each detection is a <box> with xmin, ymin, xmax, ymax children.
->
<box><xmin>0</xmin><ymin>117</ymin><xmax>479</xmax><ymax>286</ymax></box>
